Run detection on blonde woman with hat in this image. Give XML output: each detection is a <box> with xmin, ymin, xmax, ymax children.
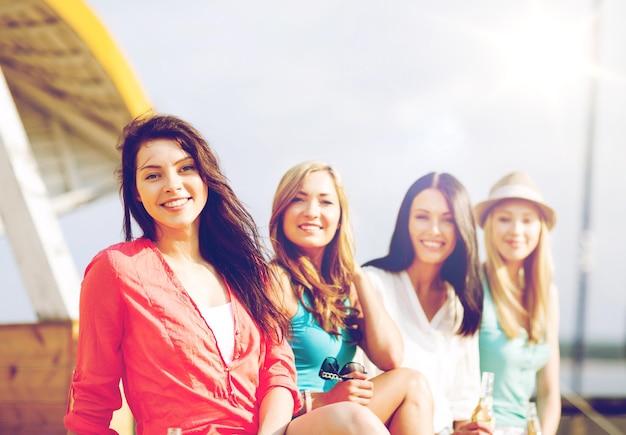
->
<box><xmin>475</xmin><ymin>171</ymin><xmax>561</xmax><ymax>435</ymax></box>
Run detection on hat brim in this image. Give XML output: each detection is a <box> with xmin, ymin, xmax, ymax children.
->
<box><xmin>474</xmin><ymin>198</ymin><xmax>556</xmax><ymax>230</ymax></box>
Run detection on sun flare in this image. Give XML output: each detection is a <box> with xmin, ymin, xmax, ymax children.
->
<box><xmin>498</xmin><ymin>9</ymin><xmax>592</xmax><ymax>95</ymax></box>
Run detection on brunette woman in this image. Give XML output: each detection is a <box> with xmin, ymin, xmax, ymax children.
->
<box><xmin>65</xmin><ymin>115</ymin><xmax>389</xmax><ymax>435</ymax></box>
<box><xmin>363</xmin><ymin>172</ymin><xmax>490</xmax><ymax>435</ymax></box>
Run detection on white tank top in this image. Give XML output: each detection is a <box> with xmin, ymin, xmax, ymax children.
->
<box><xmin>201</xmin><ymin>302</ymin><xmax>235</xmax><ymax>364</ymax></box>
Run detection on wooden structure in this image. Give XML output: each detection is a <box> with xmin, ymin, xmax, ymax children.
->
<box><xmin>0</xmin><ymin>0</ymin><xmax>151</xmax><ymax>433</ymax></box>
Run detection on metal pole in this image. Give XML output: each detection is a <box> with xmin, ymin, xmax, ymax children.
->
<box><xmin>0</xmin><ymin>66</ymin><xmax>80</xmax><ymax>320</ymax></box>
<box><xmin>572</xmin><ymin>0</ymin><xmax>602</xmax><ymax>394</ymax></box>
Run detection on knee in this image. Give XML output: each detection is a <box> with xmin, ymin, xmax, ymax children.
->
<box><xmin>327</xmin><ymin>402</ymin><xmax>388</xmax><ymax>434</ymax></box>
<box><xmin>397</xmin><ymin>367</ymin><xmax>433</xmax><ymax>406</ymax></box>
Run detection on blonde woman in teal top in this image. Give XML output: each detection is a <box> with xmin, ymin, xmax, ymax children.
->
<box><xmin>475</xmin><ymin>172</ymin><xmax>561</xmax><ymax>435</ymax></box>
<box><xmin>480</xmin><ymin>281</ymin><xmax>551</xmax><ymax>431</ymax></box>
<box><xmin>269</xmin><ymin>161</ymin><xmax>434</xmax><ymax>435</ymax></box>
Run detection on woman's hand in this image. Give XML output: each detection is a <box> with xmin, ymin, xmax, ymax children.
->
<box><xmin>312</xmin><ymin>371</ymin><xmax>373</xmax><ymax>408</ymax></box>
<box><xmin>452</xmin><ymin>420</ymin><xmax>493</xmax><ymax>434</ymax></box>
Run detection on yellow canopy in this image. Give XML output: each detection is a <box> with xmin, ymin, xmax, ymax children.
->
<box><xmin>0</xmin><ymin>0</ymin><xmax>152</xmax><ymax>212</ymax></box>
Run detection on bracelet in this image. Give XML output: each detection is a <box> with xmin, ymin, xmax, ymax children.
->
<box><xmin>303</xmin><ymin>389</ymin><xmax>312</xmax><ymax>414</ymax></box>
<box><xmin>294</xmin><ymin>390</ymin><xmax>310</xmax><ymax>417</ymax></box>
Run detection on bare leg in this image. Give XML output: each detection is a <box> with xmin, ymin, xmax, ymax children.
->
<box><xmin>287</xmin><ymin>402</ymin><xmax>390</xmax><ymax>435</ymax></box>
<box><xmin>367</xmin><ymin>367</ymin><xmax>434</xmax><ymax>435</ymax></box>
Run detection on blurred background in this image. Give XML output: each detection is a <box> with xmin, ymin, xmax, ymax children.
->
<box><xmin>1</xmin><ymin>0</ymin><xmax>624</xmax><ymax>433</ymax></box>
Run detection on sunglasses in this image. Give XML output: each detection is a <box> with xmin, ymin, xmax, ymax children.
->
<box><xmin>318</xmin><ymin>356</ymin><xmax>367</xmax><ymax>381</ymax></box>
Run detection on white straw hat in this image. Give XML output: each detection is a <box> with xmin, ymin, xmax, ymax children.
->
<box><xmin>474</xmin><ymin>171</ymin><xmax>556</xmax><ymax>230</ymax></box>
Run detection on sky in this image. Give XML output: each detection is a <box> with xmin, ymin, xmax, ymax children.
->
<box><xmin>1</xmin><ymin>0</ymin><xmax>625</xmax><ymax>346</ymax></box>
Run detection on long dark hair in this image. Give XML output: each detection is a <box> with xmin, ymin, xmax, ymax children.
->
<box><xmin>115</xmin><ymin>113</ymin><xmax>288</xmax><ymax>341</ymax></box>
<box><xmin>364</xmin><ymin>172</ymin><xmax>482</xmax><ymax>335</ymax></box>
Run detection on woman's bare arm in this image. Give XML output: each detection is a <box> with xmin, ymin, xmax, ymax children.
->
<box><xmin>352</xmin><ymin>266</ymin><xmax>404</xmax><ymax>370</ymax></box>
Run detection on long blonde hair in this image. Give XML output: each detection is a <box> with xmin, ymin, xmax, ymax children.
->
<box><xmin>269</xmin><ymin>161</ymin><xmax>358</xmax><ymax>336</ymax></box>
<box><xmin>483</xmin><ymin>212</ymin><xmax>553</xmax><ymax>343</ymax></box>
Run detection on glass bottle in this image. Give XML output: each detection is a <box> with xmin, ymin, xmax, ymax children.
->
<box><xmin>471</xmin><ymin>371</ymin><xmax>495</xmax><ymax>430</ymax></box>
<box><xmin>526</xmin><ymin>401</ymin><xmax>543</xmax><ymax>435</ymax></box>
<box><xmin>167</xmin><ymin>428</ymin><xmax>182</xmax><ymax>435</ymax></box>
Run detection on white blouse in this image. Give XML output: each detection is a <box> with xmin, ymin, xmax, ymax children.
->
<box><xmin>363</xmin><ymin>266</ymin><xmax>481</xmax><ymax>434</ymax></box>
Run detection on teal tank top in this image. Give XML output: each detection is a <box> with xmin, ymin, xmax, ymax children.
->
<box><xmin>479</xmin><ymin>281</ymin><xmax>550</xmax><ymax>428</ymax></box>
<box><xmin>289</xmin><ymin>292</ymin><xmax>357</xmax><ymax>392</ymax></box>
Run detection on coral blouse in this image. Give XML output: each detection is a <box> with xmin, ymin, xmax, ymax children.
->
<box><xmin>64</xmin><ymin>238</ymin><xmax>300</xmax><ymax>435</ymax></box>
